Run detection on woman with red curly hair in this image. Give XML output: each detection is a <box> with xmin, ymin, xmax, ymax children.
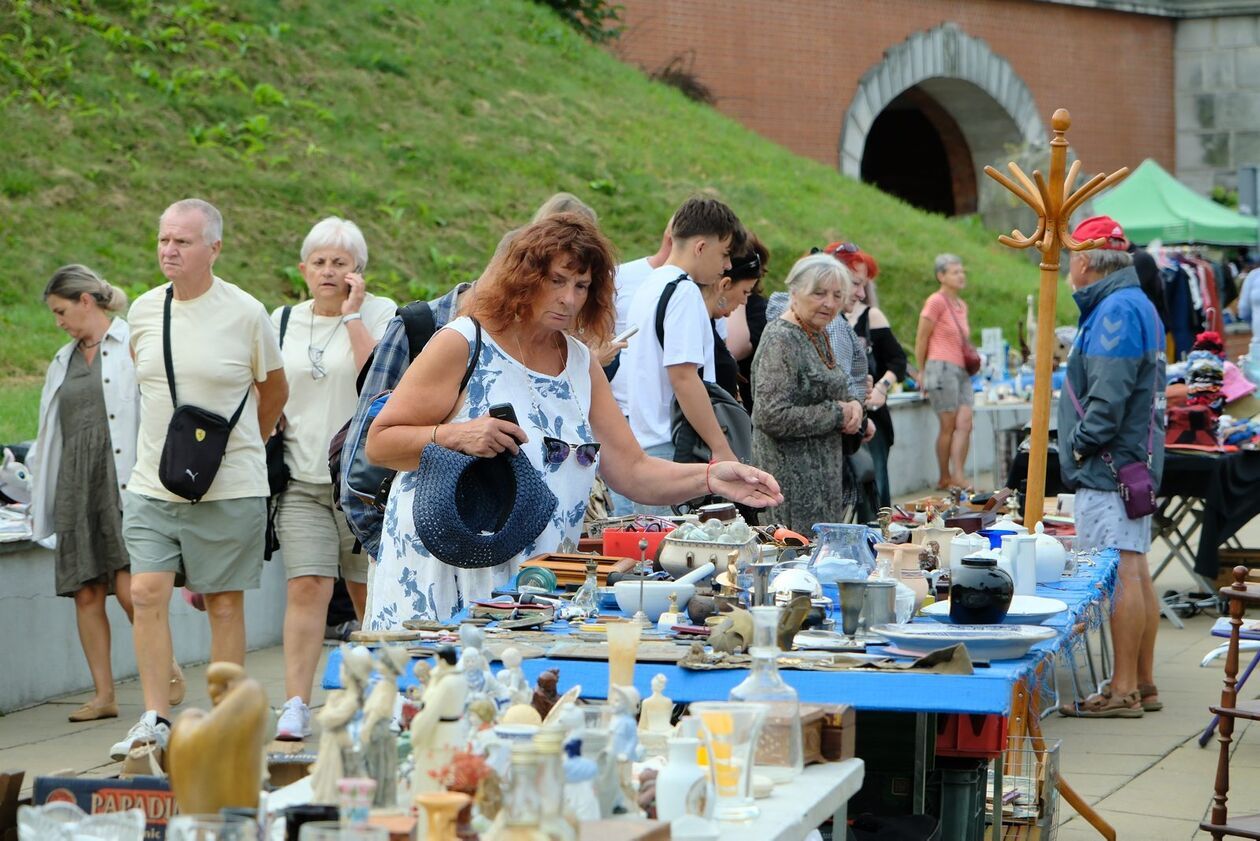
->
<box><xmin>365</xmin><ymin>213</ymin><xmax>782</xmax><ymax>625</ymax></box>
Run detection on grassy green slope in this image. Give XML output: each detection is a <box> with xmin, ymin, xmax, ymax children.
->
<box><xmin>0</xmin><ymin>0</ymin><xmax>1053</xmax><ymax>441</ymax></box>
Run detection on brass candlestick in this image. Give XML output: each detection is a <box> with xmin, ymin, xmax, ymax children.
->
<box><xmin>983</xmin><ymin>109</ymin><xmax>1128</xmax><ymax>528</ymax></box>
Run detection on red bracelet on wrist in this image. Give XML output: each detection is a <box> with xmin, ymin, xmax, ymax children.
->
<box><xmin>706</xmin><ymin>459</ymin><xmax>716</xmax><ymax>495</ymax></box>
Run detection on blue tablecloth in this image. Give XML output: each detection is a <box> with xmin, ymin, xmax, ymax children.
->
<box><xmin>322</xmin><ymin>549</ymin><xmax>1119</xmax><ymax>716</ymax></box>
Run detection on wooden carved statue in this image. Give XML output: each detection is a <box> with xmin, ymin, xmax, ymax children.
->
<box><xmin>167</xmin><ymin>662</ymin><xmax>269</xmax><ymax>814</ymax></box>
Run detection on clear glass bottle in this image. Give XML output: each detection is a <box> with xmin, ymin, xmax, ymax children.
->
<box><xmin>571</xmin><ymin>558</ymin><xmax>599</xmax><ymax>618</ymax></box>
<box><xmin>727</xmin><ymin>605</ymin><xmax>803</xmax><ymax>783</ymax></box>
<box><xmin>485</xmin><ymin>744</ymin><xmax>550</xmax><ymax>841</ymax></box>
<box><xmin>532</xmin><ymin>729</ymin><xmax>577</xmax><ymax>841</ymax></box>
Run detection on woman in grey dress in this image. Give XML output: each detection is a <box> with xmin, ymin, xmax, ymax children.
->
<box><xmin>751</xmin><ymin>254</ymin><xmax>865</xmax><ymax>533</ymax></box>
<box><xmin>31</xmin><ymin>266</ymin><xmax>142</xmax><ymax>722</ymax></box>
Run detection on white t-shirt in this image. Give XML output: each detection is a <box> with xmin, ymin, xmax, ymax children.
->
<box><xmin>610</xmin><ymin>256</ymin><xmax>656</xmax><ymax>413</ymax></box>
<box><xmin>128</xmin><ymin>277</ymin><xmax>283</xmax><ymax>502</ymax></box>
<box><xmin>623</xmin><ymin>265</ymin><xmax>715</xmax><ymax>449</ymax></box>
<box><xmin>270</xmin><ymin>295</ymin><xmax>396</xmax><ymax>484</ymax></box>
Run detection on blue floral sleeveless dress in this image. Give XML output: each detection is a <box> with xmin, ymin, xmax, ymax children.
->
<box><xmin>367</xmin><ymin>317</ymin><xmax>597</xmax><ymax>629</ymax></box>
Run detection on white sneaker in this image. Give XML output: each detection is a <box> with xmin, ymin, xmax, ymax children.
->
<box><xmin>275</xmin><ymin>696</ymin><xmax>311</xmax><ymax>741</ymax></box>
<box><xmin>109</xmin><ymin>710</ymin><xmax>170</xmax><ymax>761</ymax></box>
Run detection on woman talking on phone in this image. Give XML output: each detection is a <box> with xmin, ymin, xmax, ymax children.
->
<box><xmin>269</xmin><ymin>217</ymin><xmax>396</xmax><ymax>741</ymax></box>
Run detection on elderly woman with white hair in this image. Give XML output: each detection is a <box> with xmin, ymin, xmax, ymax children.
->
<box><xmin>270</xmin><ymin>216</ymin><xmax>396</xmax><ymax>740</ymax></box>
<box><xmin>751</xmin><ymin>254</ymin><xmax>864</xmax><ymax>533</ymax></box>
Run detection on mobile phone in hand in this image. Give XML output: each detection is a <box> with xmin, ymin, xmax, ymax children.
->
<box><xmin>613</xmin><ymin>325</ymin><xmax>639</xmax><ymax>344</ymax></box>
<box><xmin>488</xmin><ymin>403</ymin><xmax>523</xmax><ymax>443</ymax></box>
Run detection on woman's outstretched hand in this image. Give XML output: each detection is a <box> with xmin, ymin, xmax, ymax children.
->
<box><xmin>707</xmin><ymin>461</ymin><xmax>784</xmax><ymax>508</ymax></box>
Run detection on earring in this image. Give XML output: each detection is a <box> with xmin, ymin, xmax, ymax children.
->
<box><xmin>717</xmin><ymin>296</ymin><xmax>729</xmax><ymax>309</ymax></box>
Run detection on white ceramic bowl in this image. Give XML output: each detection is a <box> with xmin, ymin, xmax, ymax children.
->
<box><xmin>613</xmin><ymin>580</ymin><xmax>696</xmax><ymax>622</ymax></box>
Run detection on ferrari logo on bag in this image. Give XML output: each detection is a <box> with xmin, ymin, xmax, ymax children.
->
<box><xmin>195</xmin><ymin>428</ymin><xmax>206</xmax><ymax>442</ymax></box>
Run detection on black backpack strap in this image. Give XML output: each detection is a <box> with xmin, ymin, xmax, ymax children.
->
<box><xmin>400</xmin><ymin>300</ymin><xmax>438</xmax><ymax>362</ymax></box>
<box><xmin>460</xmin><ymin>317</ymin><xmax>483</xmax><ymax>394</ymax></box>
<box><xmin>278</xmin><ymin>305</ymin><xmax>292</xmax><ymax>348</ymax></box>
<box><xmin>654</xmin><ymin>273</ymin><xmax>690</xmax><ymax>348</ymax></box>
<box><xmin>654</xmin><ymin>273</ymin><xmax>706</xmax><ymax>379</ymax></box>
<box><xmin>162</xmin><ymin>286</ymin><xmax>179</xmax><ymax>409</ymax></box>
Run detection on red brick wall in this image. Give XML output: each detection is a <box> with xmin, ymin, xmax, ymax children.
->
<box><xmin>612</xmin><ymin>0</ymin><xmax>1175</xmax><ymax>179</ymax></box>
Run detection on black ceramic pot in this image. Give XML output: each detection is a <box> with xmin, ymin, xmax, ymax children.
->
<box><xmin>948</xmin><ymin>556</ymin><xmax>1014</xmax><ymax>624</ymax></box>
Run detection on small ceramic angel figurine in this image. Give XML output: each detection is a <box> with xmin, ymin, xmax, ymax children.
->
<box><xmin>363</xmin><ymin>646</ymin><xmax>408</xmax><ymax>807</ymax></box>
<box><xmin>411</xmin><ymin>647</ymin><xmax>469</xmax><ymax>795</ymax></box>
<box><xmin>496</xmin><ymin>646</ymin><xmax>532</xmax><ymax>707</ymax></box>
<box><xmin>309</xmin><ymin>645</ymin><xmax>373</xmax><ymax>804</ymax></box>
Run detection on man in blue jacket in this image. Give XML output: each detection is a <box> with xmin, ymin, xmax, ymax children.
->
<box><xmin>1058</xmin><ymin>216</ymin><xmax>1166</xmax><ymax>719</ymax></box>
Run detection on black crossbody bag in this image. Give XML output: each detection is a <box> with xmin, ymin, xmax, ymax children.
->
<box><xmin>157</xmin><ymin>286</ymin><xmax>250</xmax><ymax>502</ymax></box>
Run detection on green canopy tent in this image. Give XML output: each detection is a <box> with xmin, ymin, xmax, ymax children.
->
<box><xmin>1092</xmin><ymin>158</ymin><xmax>1258</xmax><ymax>247</ymax></box>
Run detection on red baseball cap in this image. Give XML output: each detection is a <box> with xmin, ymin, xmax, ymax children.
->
<box><xmin>1072</xmin><ymin>215</ymin><xmax>1129</xmax><ymax>251</ymax></box>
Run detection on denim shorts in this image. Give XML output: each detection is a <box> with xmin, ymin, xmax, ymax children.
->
<box><xmin>923</xmin><ymin>359</ymin><xmax>974</xmax><ymax>413</ymax></box>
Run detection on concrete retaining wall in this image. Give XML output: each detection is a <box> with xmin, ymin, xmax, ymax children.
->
<box><xmin>0</xmin><ymin>540</ymin><xmax>287</xmax><ymax>713</ymax></box>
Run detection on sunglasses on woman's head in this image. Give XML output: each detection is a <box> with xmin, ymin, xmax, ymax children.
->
<box><xmin>542</xmin><ymin>436</ymin><xmax>600</xmax><ymax>467</ymax></box>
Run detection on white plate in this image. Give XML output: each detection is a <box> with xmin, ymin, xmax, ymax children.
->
<box><xmin>921</xmin><ymin>595</ymin><xmax>1068</xmax><ymax>625</ymax></box>
<box><xmin>871</xmin><ymin>623</ymin><xmax>1057</xmax><ymax>660</ymax></box>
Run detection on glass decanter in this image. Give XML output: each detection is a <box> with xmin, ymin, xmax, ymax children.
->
<box><xmin>485</xmin><ymin>744</ymin><xmax>549</xmax><ymax>841</ymax></box>
<box><xmin>570</xmin><ymin>558</ymin><xmax>599</xmax><ymax>618</ymax></box>
<box><xmin>727</xmin><ymin>605</ymin><xmax>803</xmax><ymax>783</ymax></box>
<box><xmin>809</xmin><ymin>523</ymin><xmax>873</xmax><ymax>582</ymax></box>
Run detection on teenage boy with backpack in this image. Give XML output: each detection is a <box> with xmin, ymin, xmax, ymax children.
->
<box><xmin>621</xmin><ymin>198</ymin><xmax>745</xmax><ymax>513</ymax></box>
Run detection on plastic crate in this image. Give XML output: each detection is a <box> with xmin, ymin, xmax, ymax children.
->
<box><xmin>936</xmin><ymin>713</ymin><xmax>1009</xmax><ymax>759</ymax></box>
<box><xmin>602</xmin><ymin>526</ymin><xmax>673</xmax><ymax>562</ymax></box>
<box><xmin>933</xmin><ymin>758</ymin><xmax>988</xmax><ymax>841</ymax></box>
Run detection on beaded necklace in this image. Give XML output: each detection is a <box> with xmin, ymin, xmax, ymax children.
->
<box><xmin>789</xmin><ymin>310</ymin><xmax>837</xmax><ymax>369</ymax></box>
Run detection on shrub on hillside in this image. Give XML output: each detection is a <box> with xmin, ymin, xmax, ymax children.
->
<box><xmin>537</xmin><ymin>0</ymin><xmax>623</xmax><ymax>43</ymax></box>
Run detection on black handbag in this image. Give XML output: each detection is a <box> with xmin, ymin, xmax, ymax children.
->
<box><xmin>655</xmin><ymin>274</ymin><xmax>753</xmax><ymax>464</ymax></box>
<box><xmin>157</xmin><ymin>286</ymin><xmax>250</xmax><ymax>502</ymax></box>
<box><xmin>266</xmin><ymin>305</ymin><xmax>293</xmax><ymax>497</ymax></box>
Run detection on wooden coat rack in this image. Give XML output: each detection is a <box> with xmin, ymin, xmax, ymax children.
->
<box><xmin>983</xmin><ymin>109</ymin><xmax>1129</xmax><ymax>527</ymax></box>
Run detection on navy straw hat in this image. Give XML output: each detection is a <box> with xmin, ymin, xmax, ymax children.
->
<box><xmin>412</xmin><ymin>443</ymin><xmax>558</xmax><ymax>569</ymax></box>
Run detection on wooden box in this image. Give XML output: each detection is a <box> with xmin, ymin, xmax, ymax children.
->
<box><xmin>819</xmin><ymin>703</ymin><xmax>856</xmax><ymax>762</ymax></box>
<box><xmin>759</xmin><ymin>706</ymin><xmax>826</xmax><ymax>767</ymax></box>
<box><xmin>519</xmin><ymin>553</ymin><xmax>636</xmax><ymax>588</ymax></box>
<box><xmin>267</xmin><ymin>740</ymin><xmax>316</xmax><ymax>788</ymax></box>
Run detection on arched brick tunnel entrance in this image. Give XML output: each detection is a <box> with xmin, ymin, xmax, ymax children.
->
<box><xmin>841</xmin><ymin>24</ymin><xmax>1044</xmax><ymax>224</ymax></box>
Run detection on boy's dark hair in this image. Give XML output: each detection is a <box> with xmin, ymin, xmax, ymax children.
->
<box><xmin>670</xmin><ymin>197</ymin><xmax>746</xmax><ymax>251</ymax></box>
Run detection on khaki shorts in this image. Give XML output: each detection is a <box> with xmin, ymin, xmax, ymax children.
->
<box><xmin>122</xmin><ymin>492</ymin><xmax>265</xmax><ymax>593</ymax></box>
<box><xmin>924</xmin><ymin>359</ymin><xmax>974</xmax><ymax>413</ymax></box>
<box><xmin>276</xmin><ymin>480</ymin><xmax>368</xmax><ymax>582</ymax></box>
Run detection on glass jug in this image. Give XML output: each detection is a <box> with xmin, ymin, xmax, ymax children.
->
<box><xmin>809</xmin><ymin>523</ymin><xmax>874</xmax><ymax>582</ymax></box>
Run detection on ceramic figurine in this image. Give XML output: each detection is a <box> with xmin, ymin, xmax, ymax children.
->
<box><xmin>920</xmin><ymin>540</ymin><xmax>941</xmax><ymax>572</ymax></box>
<box><xmin>775</xmin><ymin>593</ymin><xmax>812</xmax><ymax>651</ymax></box>
<box><xmin>497</xmin><ymin>646</ymin><xmax>532</xmax><ymax>707</ymax></box>
<box><xmin>408</xmin><ymin>659</ymin><xmax>432</xmax><ymax>703</ymax></box>
<box><xmin>459</xmin><ymin>623</ymin><xmax>486</xmax><ymax>657</ymax></box>
<box><xmin>167</xmin><ymin>662</ymin><xmax>269</xmax><ymax>814</ymax></box>
<box><xmin>363</xmin><ymin>646</ymin><xmax>408</xmax><ymax>807</ymax></box>
<box><xmin>608</xmin><ymin>684</ymin><xmax>644</xmax><ymax>816</ymax></box>
<box><xmin>638</xmin><ymin>674</ymin><xmax>673</xmax><ymax>736</ymax></box>
<box><xmin>309</xmin><ymin>645</ymin><xmax>374</xmax><ymax>804</ymax></box>
<box><xmin>708</xmin><ymin>607</ymin><xmax>753</xmax><ymax>654</ymax></box>
<box><xmin>462</xmin><ymin>646</ymin><xmax>502</xmax><ymax>703</ymax></box>
<box><xmin>562</xmin><ymin>737</ymin><xmax>602</xmax><ymax>820</ymax></box>
<box><xmin>502</xmin><ymin>703</ymin><xmax>544</xmax><ymax>726</ymax></box>
<box><xmin>411</xmin><ymin>646</ymin><xmax>470</xmax><ymax>795</ymax></box>
<box><xmin>532</xmin><ymin>668</ymin><xmax>561</xmax><ymax>720</ymax></box>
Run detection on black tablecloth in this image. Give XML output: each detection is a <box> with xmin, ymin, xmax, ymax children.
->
<box><xmin>1006</xmin><ymin>448</ymin><xmax>1260</xmax><ymax>577</ymax></box>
